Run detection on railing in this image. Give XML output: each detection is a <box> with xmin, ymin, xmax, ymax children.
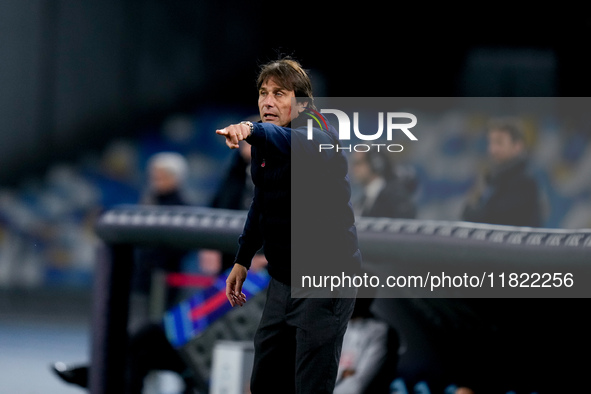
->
<box><xmin>90</xmin><ymin>205</ymin><xmax>591</xmax><ymax>393</ymax></box>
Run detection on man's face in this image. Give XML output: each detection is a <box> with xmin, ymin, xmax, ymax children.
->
<box><xmin>487</xmin><ymin>129</ymin><xmax>523</xmax><ymax>164</ymax></box>
<box><xmin>149</xmin><ymin>166</ymin><xmax>178</xmax><ymax>195</ymax></box>
<box><xmin>350</xmin><ymin>152</ymin><xmax>374</xmax><ymax>186</ymax></box>
<box><xmin>258</xmin><ymin>78</ymin><xmax>296</xmax><ymax>127</ymax></box>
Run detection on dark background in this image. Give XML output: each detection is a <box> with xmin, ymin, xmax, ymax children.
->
<box><xmin>1</xmin><ymin>2</ymin><xmax>589</xmax><ymax>393</ymax></box>
<box><xmin>2</xmin><ymin>1</ymin><xmax>590</xmax><ymax>186</ymax></box>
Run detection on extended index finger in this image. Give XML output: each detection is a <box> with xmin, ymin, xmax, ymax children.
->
<box><xmin>216</xmin><ymin>127</ymin><xmax>239</xmax><ymax>149</ymax></box>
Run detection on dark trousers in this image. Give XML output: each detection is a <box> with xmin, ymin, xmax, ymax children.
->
<box><xmin>250</xmin><ymin>278</ymin><xmax>356</xmax><ymax>394</ymax></box>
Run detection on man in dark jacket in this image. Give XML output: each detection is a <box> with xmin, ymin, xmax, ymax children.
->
<box><xmin>216</xmin><ymin>57</ymin><xmax>361</xmax><ymax>394</ymax></box>
<box><xmin>462</xmin><ymin>117</ymin><xmax>543</xmax><ymax>227</ymax></box>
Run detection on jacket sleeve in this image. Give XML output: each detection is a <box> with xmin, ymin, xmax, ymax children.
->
<box><xmin>247</xmin><ymin>121</ymin><xmax>337</xmax><ymax>160</ymax></box>
<box><xmin>247</xmin><ymin>122</ymin><xmax>291</xmax><ymax>155</ymax></box>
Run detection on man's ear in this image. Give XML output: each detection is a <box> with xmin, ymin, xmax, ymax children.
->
<box><xmin>297</xmin><ymin>101</ymin><xmax>309</xmax><ymax>113</ymax></box>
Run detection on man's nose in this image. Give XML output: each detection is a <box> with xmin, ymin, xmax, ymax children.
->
<box><xmin>261</xmin><ymin>95</ymin><xmax>275</xmax><ymax>107</ymax></box>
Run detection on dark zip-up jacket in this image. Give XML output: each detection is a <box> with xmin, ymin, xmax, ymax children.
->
<box><xmin>462</xmin><ymin>156</ymin><xmax>542</xmax><ymax>227</ymax></box>
<box><xmin>234</xmin><ymin>114</ymin><xmax>362</xmax><ymax>285</ymax></box>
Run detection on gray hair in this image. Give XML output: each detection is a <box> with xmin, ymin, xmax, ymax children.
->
<box><xmin>147</xmin><ymin>152</ymin><xmax>189</xmax><ymax>183</ymax></box>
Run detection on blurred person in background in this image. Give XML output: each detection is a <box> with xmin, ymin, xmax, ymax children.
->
<box><xmin>461</xmin><ymin>117</ymin><xmax>543</xmax><ymax>227</ymax></box>
<box><xmin>350</xmin><ymin>150</ymin><xmax>417</xmax><ymax>220</ymax></box>
<box><xmin>199</xmin><ymin>139</ymin><xmax>267</xmax><ymax>275</ymax></box>
<box><xmin>52</xmin><ymin>151</ymin><xmax>194</xmax><ymax>392</ymax></box>
<box><xmin>140</xmin><ymin>151</ymin><xmax>189</xmax><ymax>206</ymax></box>
<box><xmin>457</xmin><ymin>119</ymin><xmax>544</xmax><ymax>391</ymax></box>
<box><xmin>133</xmin><ymin>151</ymin><xmax>191</xmax><ymax>318</ymax></box>
<box><xmin>210</xmin><ymin>136</ymin><xmax>255</xmax><ymax>213</ymax></box>
<box><xmin>346</xmin><ymin>150</ymin><xmax>415</xmax><ymax>393</ymax></box>
<box><xmin>333</xmin><ymin>287</ymin><xmax>400</xmax><ymax>394</ymax></box>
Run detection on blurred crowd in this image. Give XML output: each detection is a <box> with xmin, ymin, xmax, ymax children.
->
<box><xmin>0</xmin><ymin>104</ymin><xmax>590</xmax><ymax>290</ymax></box>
